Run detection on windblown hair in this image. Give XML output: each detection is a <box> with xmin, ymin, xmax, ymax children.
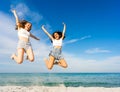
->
<box><xmin>50</xmin><ymin>31</ymin><xmax>65</xmax><ymax>43</ymax></box>
<box><xmin>15</xmin><ymin>20</ymin><xmax>31</xmax><ymax>30</ymax></box>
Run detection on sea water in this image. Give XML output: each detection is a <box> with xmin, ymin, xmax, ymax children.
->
<box><xmin>0</xmin><ymin>73</ymin><xmax>120</xmax><ymax>87</ymax></box>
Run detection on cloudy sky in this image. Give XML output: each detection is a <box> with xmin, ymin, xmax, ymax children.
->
<box><xmin>0</xmin><ymin>0</ymin><xmax>120</xmax><ymax>73</ymax></box>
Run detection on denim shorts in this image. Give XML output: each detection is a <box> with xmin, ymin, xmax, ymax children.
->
<box><xmin>17</xmin><ymin>40</ymin><xmax>32</xmax><ymax>51</ymax></box>
<box><xmin>49</xmin><ymin>47</ymin><xmax>64</xmax><ymax>60</ymax></box>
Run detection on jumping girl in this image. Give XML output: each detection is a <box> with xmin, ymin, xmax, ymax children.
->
<box><xmin>11</xmin><ymin>10</ymin><xmax>40</xmax><ymax>64</ymax></box>
<box><xmin>41</xmin><ymin>23</ymin><xmax>68</xmax><ymax>70</ymax></box>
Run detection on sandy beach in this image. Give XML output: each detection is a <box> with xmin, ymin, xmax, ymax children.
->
<box><xmin>0</xmin><ymin>86</ymin><xmax>120</xmax><ymax>92</ymax></box>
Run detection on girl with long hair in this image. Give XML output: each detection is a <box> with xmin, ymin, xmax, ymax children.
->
<box><xmin>41</xmin><ymin>23</ymin><xmax>68</xmax><ymax>70</ymax></box>
<box><xmin>11</xmin><ymin>10</ymin><xmax>40</xmax><ymax>64</ymax></box>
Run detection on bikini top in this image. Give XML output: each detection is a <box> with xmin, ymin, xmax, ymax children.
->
<box><xmin>53</xmin><ymin>38</ymin><xmax>62</xmax><ymax>46</ymax></box>
<box><xmin>18</xmin><ymin>28</ymin><xmax>30</xmax><ymax>38</ymax></box>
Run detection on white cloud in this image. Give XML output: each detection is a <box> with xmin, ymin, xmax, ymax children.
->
<box><xmin>64</xmin><ymin>35</ymin><xmax>91</xmax><ymax>44</ymax></box>
<box><xmin>85</xmin><ymin>48</ymin><xmax>111</xmax><ymax>54</ymax></box>
<box><xmin>64</xmin><ymin>53</ymin><xmax>120</xmax><ymax>72</ymax></box>
<box><xmin>64</xmin><ymin>39</ymin><xmax>79</xmax><ymax>44</ymax></box>
<box><xmin>10</xmin><ymin>3</ymin><xmax>43</xmax><ymax>23</ymax></box>
<box><xmin>80</xmin><ymin>35</ymin><xmax>91</xmax><ymax>40</ymax></box>
<box><xmin>0</xmin><ymin>12</ymin><xmax>17</xmax><ymax>55</ymax></box>
<box><xmin>11</xmin><ymin>3</ymin><xmax>29</xmax><ymax>18</ymax></box>
<box><xmin>104</xmin><ymin>56</ymin><xmax>120</xmax><ymax>64</ymax></box>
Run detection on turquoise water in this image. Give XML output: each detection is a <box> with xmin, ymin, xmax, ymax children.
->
<box><xmin>0</xmin><ymin>73</ymin><xmax>120</xmax><ymax>87</ymax></box>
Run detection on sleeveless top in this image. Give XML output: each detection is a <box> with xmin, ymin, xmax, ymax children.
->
<box><xmin>53</xmin><ymin>38</ymin><xmax>62</xmax><ymax>46</ymax></box>
<box><xmin>18</xmin><ymin>28</ymin><xmax>30</xmax><ymax>38</ymax></box>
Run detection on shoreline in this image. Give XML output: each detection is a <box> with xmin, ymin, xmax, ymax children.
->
<box><xmin>0</xmin><ymin>86</ymin><xmax>120</xmax><ymax>92</ymax></box>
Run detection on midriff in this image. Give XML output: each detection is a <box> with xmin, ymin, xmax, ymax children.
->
<box><xmin>19</xmin><ymin>36</ymin><xmax>29</xmax><ymax>42</ymax></box>
<box><xmin>54</xmin><ymin>46</ymin><xmax>61</xmax><ymax>48</ymax></box>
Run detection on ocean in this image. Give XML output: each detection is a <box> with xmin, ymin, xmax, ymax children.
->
<box><xmin>0</xmin><ymin>73</ymin><xmax>120</xmax><ymax>87</ymax></box>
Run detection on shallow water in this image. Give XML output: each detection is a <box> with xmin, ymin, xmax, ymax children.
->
<box><xmin>0</xmin><ymin>73</ymin><xmax>120</xmax><ymax>87</ymax></box>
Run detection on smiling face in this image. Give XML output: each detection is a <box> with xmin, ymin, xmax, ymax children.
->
<box><xmin>52</xmin><ymin>31</ymin><xmax>63</xmax><ymax>40</ymax></box>
<box><xmin>54</xmin><ymin>32</ymin><xmax>60</xmax><ymax>40</ymax></box>
<box><xmin>24</xmin><ymin>22</ymin><xmax>32</xmax><ymax>31</ymax></box>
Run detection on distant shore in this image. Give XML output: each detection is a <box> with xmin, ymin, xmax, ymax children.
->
<box><xmin>0</xmin><ymin>86</ymin><xmax>120</xmax><ymax>92</ymax></box>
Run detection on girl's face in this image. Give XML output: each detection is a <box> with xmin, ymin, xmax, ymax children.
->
<box><xmin>54</xmin><ymin>33</ymin><xmax>60</xmax><ymax>40</ymax></box>
<box><xmin>24</xmin><ymin>22</ymin><xmax>32</xmax><ymax>31</ymax></box>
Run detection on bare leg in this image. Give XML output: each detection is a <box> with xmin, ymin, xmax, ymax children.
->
<box><xmin>11</xmin><ymin>48</ymin><xmax>24</xmax><ymax>64</ymax></box>
<box><xmin>58</xmin><ymin>59</ymin><xmax>68</xmax><ymax>68</ymax></box>
<box><xmin>44</xmin><ymin>55</ymin><xmax>55</xmax><ymax>70</ymax></box>
<box><xmin>26</xmin><ymin>48</ymin><xmax>34</xmax><ymax>62</ymax></box>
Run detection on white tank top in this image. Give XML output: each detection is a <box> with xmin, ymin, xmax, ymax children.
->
<box><xmin>18</xmin><ymin>28</ymin><xmax>30</xmax><ymax>38</ymax></box>
<box><xmin>53</xmin><ymin>38</ymin><xmax>62</xmax><ymax>46</ymax></box>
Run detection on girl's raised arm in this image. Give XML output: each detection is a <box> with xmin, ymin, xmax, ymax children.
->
<box><xmin>62</xmin><ymin>22</ymin><xmax>66</xmax><ymax>39</ymax></box>
<box><xmin>41</xmin><ymin>25</ymin><xmax>54</xmax><ymax>40</ymax></box>
<box><xmin>11</xmin><ymin>10</ymin><xmax>20</xmax><ymax>29</ymax></box>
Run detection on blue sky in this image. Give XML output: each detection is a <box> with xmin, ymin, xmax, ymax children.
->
<box><xmin>0</xmin><ymin>0</ymin><xmax>120</xmax><ymax>73</ymax></box>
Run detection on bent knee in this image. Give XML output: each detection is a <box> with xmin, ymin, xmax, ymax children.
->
<box><xmin>63</xmin><ymin>64</ymin><xmax>68</xmax><ymax>68</ymax></box>
<box><xmin>48</xmin><ymin>66</ymin><xmax>53</xmax><ymax>70</ymax></box>
<box><xmin>17</xmin><ymin>60</ymin><xmax>23</xmax><ymax>64</ymax></box>
<box><xmin>61</xmin><ymin>62</ymin><xmax>68</xmax><ymax>68</ymax></box>
<box><xmin>47</xmin><ymin>65</ymin><xmax>53</xmax><ymax>70</ymax></box>
<box><xmin>28</xmin><ymin>56</ymin><xmax>34</xmax><ymax>62</ymax></box>
<box><xmin>29</xmin><ymin>58</ymin><xmax>34</xmax><ymax>62</ymax></box>
<box><xmin>48</xmin><ymin>67</ymin><xmax>52</xmax><ymax>70</ymax></box>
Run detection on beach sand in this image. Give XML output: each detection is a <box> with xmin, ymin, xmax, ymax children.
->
<box><xmin>0</xmin><ymin>86</ymin><xmax>120</xmax><ymax>92</ymax></box>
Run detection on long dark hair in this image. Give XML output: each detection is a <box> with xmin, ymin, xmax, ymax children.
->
<box><xmin>50</xmin><ymin>31</ymin><xmax>65</xmax><ymax>42</ymax></box>
<box><xmin>15</xmin><ymin>20</ymin><xmax>31</xmax><ymax>30</ymax></box>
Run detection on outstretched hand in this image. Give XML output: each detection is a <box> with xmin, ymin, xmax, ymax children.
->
<box><xmin>41</xmin><ymin>25</ymin><xmax>45</xmax><ymax>29</ymax></box>
<box><xmin>62</xmin><ymin>22</ymin><xmax>65</xmax><ymax>25</ymax></box>
<box><xmin>11</xmin><ymin>9</ymin><xmax>16</xmax><ymax>13</ymax></box>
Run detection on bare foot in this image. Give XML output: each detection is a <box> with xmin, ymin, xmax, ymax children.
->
<box><xmin>11</xmin><ymin>54</ymin><xmax>15</xmax><ymax>60</ymax></box>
